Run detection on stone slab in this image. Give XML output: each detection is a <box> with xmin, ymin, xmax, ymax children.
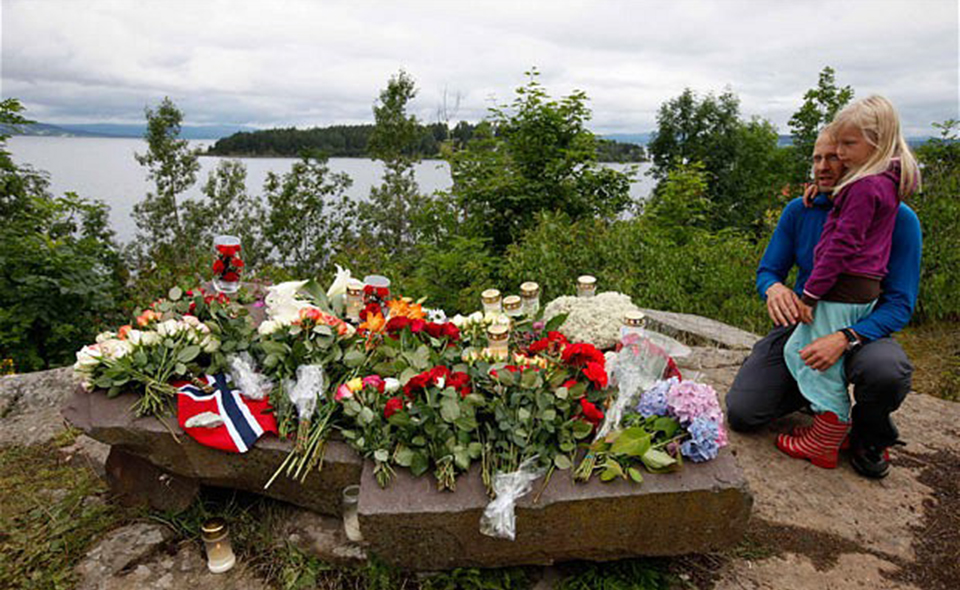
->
<box><xmin>357</xmin><ymin>449</ymin><xmax>752</xmax><ymax>570</ymax></box>
<box><xmin>62</xmin><ymin>388</ymin><xmax>361</xmax><ymax>515</ymax></box>
<box><xmin>638</xmin><ymin>308</ymin><xmax>760</xmax><ymax>350</ymax></box>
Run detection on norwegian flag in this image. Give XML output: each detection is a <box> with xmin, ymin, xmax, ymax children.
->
<box><xmin>174</xmin><ymin>374</ymin><xmax>277</xmax><ymax>453</ymax></box>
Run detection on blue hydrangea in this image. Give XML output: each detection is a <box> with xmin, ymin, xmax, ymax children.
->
<box><xmin>636</xmin><ymin>377</ymin><xmax>677</xmax><ymax>418</ymax></box>
<box><xmin>680</xmin><ymin>415</ymin><xmax>721</xmax><ymax>462</ymax></box>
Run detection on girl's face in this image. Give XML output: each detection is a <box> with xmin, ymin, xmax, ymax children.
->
<box><xmin>836</xmin><ymin>124</ymin><xmax>876</xmax><ymax>167</ymax></box>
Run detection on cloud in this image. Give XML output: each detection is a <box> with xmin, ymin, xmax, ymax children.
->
<box><xmin>2</xmin><ymin>0</ymin><xmax>957</xmax><ymax>135</ymax></box>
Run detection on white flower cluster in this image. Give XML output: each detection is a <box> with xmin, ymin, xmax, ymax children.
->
<box><xmin>450</xmin><ymin>310</ymin><xmax>512</xmax><ymax>330</ymax></box>
<box><xmin>263</xmin><ymin>280</ymin><xmax>313</xmax><ymax>326</ymax></box>
<box><xmin>542</xmin><ymin>292</ymin><xmax>640</xmax><ymax>351</ymax></box>
<box><xmin>73</xmin><ymin>317</ymin><xmax>219</xmax><ymax>390</ymax></box>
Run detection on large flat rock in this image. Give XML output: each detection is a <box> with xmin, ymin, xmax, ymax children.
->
<box><xmin>62</xmin><ymin>388</ymin><xmax>361</xmax><ymax>515</ymax></box>
<box><xmin>358</xmin><ymin>450</ymin><xmax>752</xmax><ymax>570</ymax></box>
<box><xmin>638</xmin><ymin>308</ymin><xmax>761</xmax><ymax>350</ymax></box>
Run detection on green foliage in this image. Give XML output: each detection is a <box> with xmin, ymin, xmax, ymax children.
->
<box><xmin>555</xmin><ymin>559</ymin><xmax>670</xmax><ymax>590</ymax></box>
<box><xmin>0</xmin><ymin>99</ymin><xmax>126</xmax><ymax>371</ymax></box>
<box><xmin>647</xmin><ymin>88</ymin><xmax>791</xmax><ymax>233</ymax></box>
<box><xmin>360</xmin><ymin>70</ymin><xmax>427</xmax><ymax>257</ymax></box>
<box><xmin>263</xmin><ymin>153</ymin><xmax>356</xmax><ymax>278</ymax></box>
<box><xmin>641</xmin><ymin>161</ymin><xmax>711</xmax><ymax>240</ymax></box>
<box><xmin>913</xmin><ymin>120</ymin><xmax>960</xmax><ymax>321</ymax></box>
<box><xmin>448</xmin><ymin>70</ymin><xmax>633</xmax><ymax>250</ymax></box>
<box><xmin>406</xmin><ymin>234</ymin><xmax>498</xmax><ymax>314</ymax></box>
<box><xmin>787</xmin><ymin>66</ymin><xmax>854</xmax><ymax>182</ymax></box>
<box><xmin>131</xmin><ymin>96</ymin><xmax>201</xmax><ymax>251</ymax></box>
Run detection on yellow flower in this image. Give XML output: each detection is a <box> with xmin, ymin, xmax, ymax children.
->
<box><xmin>347</xmin><ymin>377</ymin><xmax>363</xmax><ymax>393</ymax></box>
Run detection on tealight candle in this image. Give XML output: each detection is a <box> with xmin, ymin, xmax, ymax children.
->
<box><xmin>621</xmin><ymin>310</ymin><xmax>647</xmax><ymax>339</ymax></box>
<box><xmin>577</xmin><ymin>275</ymin><xmax>597</xmax><ymax>298</ymax></box>
<box><xmin>342</xmin><ymin>485</ymin><xmax>363</xmax><ymax>542</ymax></box>
<box><xmin>519</xmin><ymin>282</ymin><xmax>540</xmax><ymax>315</ymax></box>
<box><xmin>345</xmin><ymin>279</ymin><xmax>364</xmax><ymax>322</ymax></box>
<box><xmin>201</xmin><ymin>518</ymin><xmax>236</xmax><ymax>574</ymax></box>
<box><xmin>503</xmin><ymin>295</ymin><xmax>523</xmax><ymax>317</ymax></box>
<box><xmin>481</xmin><ymin>289</ymin><xmax>502</xmax><ymax>314</ymax></box>
<box><xmin>486</xmin><ymin>324</ymin><xmax>510</xmax><ymax>358</ymax></box>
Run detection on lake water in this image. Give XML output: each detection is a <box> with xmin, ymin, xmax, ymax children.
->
<box><xmin>7</xmin><ymin>136</ymin><xmax>654</xmax><ymax>243</ymax></box>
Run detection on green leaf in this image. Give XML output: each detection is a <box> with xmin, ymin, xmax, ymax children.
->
<box><xmin>176</xmin><ymin>345</ymin><xmax>200</xmax><ymax>363</ymax></box>
<box><xmin>628</xmin><ymin>467</ymin><xmax>644</xmax><ymax>483</ymax></box>
<box><xmin>555</xmin><ymin>386</ymin><xmax>569</xmax><ymax>400</ymax></box>
<box><xmin>609</xmin><ymin>427</ymin><xmax>652</xmax><ymax>458</ymax></box>
<box><xmin>94</xmin><ymin>375</ymin><xmax>113</xmax><ymax>389</ymax></box>
<box><xmin>544</xmin><ymin>312</ymin><xmax>569</xmax><ymax>333</ymax></box>
<box><xmin>259</xmin><ymin>340</ymin><xmax>289</xmax><ymax>356</ymax></box>
<box><xmin>641</xmin><ymin>448</ymin><xmax>677</xmax><ymax>471</ymax></box>
<box><xmin>572</xmin><ymin>421</ymin><xmax>594</xmax><ymax>439</ymax></box>
<box><xmin>454</xmin><ymin>448</ymin><xmax>470</xmax><ymax>470</ymax></box>
<box><xmin>174</xmin><ymin>362</ymin><xmax>187</xmax><ymax>375</ymax></box>
<box><xmin>312</xmin><ymin>324</ymin><xmax>333</xmax><ymax>337</ymax></box>
<box><xmin>343</xmin><ymin>350</ymin><xmax>366</xmax><ymax>368</ymax></box>
<box><xmin>394</xmin><ymin>446</ymin><xmax>414</xmax><ymax>466</ymax></box>
<box><xmin>440</xmin><ymin>397</ymin><xmax>461</xmax><ymax>423</ymax></box>
<box><xmin>168</xmin><ymin>286</ymin><xmax>183</xmax><ymax>301</ymax></box>
<box><xmin>542</xmin><ymin>408</ymin><xmax>557</xmax><ymax>422</ymax></box>
<box><xmin>520</xmin><ymin>369</ymin><xmax>540</xmax><ymax>389</ymax></box>
<box><xmin>301</xmin><ymin>279</ymin><xmax>331</xmax><ymax>311</ymax></box>
<box><xmin>410</xmin><ymin>452</ymin><xmax>430</xmax><ymax>476</ymax></box>
<box><xmin>653</xmin><ymin>416</ymin><xmax>681</xmax><ymax>438</ymax></box>
<box><xmin>374</xmin><ymin>449</ymin><xmax>389</xmax><ymax>463</ymax></box>
<box><xmin>553</xmin><ymin>454</ymin><xmax>573</xmax><ymax>470</ymax></box>
<box><xmin>359</xmin><ymin>406</ymin><xmax>375</xmax><ymax>425</ymax></box>
<box><xmin>263</xmin><ymin>353</ymin><xmax>280</xmax><ymax>369</ymax></box>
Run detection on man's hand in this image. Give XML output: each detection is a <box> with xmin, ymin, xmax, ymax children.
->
<box><xmin>802</xmin><ymin>183</ymin><xmax>818</xmax><ymax>207</ymax></box>
<box><xmin>765</xmin><ymin>283</ymin><xmax>802</xmax><ymax>326</ymax></box>
<box><xmin>799</xmin><ymin>332</ymin><xmax>847</xmax><ymax>371</ymax></box>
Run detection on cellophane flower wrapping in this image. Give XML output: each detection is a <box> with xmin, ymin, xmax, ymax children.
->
<box><xmin>479</xmin><ymin>456</ymin><xmax>545</xmax><ymax>541</ymax></box>
<box><xmin>229</xmin><ymin>352</ymin><xmax>270</xmax><ymax>400</ymax></box>
<box><xmin>287</xmin><ymin>364</ymin><xmax>324</xmax><ymax>421</ymax></box>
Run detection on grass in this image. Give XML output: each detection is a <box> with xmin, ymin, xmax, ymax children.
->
<box><xmin>0</xmin><ymin>441</ymin><xmax>126</xmax><ymax>590</ymax></box>
<box><xmin>898</xmin><ymin>321</ymin><xmax>960</xmax><ymax>402</ymax></box>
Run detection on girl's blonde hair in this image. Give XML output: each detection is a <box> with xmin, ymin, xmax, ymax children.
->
<box><xmin>831</xmin><ymin>95</ymin><xmax>921</xmax><ymax>199</ymax></box>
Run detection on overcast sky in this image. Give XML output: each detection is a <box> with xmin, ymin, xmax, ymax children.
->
<box><xmin>2</xmin><ymin>0</ymin><xmax>958</xmax><ymax>136</ymax></box>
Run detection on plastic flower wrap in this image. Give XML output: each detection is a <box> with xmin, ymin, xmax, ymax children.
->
<box><xmin>229</xmin><ymin>352</ymin><xmax>270</xmax><ymax>400</ymax></box>
<box><xmin>479</xmin><ymin>456</ymin><xmax>545</xmax><ymax>540</ymax></box>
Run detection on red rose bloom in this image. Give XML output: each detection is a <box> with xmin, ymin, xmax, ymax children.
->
<box><xmin>409</xmin><ymin>319</ymin><xmax>427</xmax><ymax>333</ymax></box>
<box><xmin>579</xmin><ymin>398</ymin><xmax>604</xmax><ymax>425</ymax></box>
<box><xmin>528</xmin><ymin>339</ymin><xmax>550</xmax><ymax>354</ymax></box>
<box><xmin>222</xmin><ymin>271</ymin><xmax>240</xmax><ymax>282</ymax></box>
<box><xmin>583</xmin><ymin>362</ymin><xmax>609</xmax><ymax>389</ymax></box>
<box><xmin>384</xmin><ymin>397</ymin><xmax>403</xmax><ymax>418</ymax></box>
<box><xmin>562</xmin><ymin>343</ymin><xmax>605</xmax><ymax>367</ymax></box>
<box><xmin>403</xmin><ymin>372</ymin><xmax>430</xmax><ymax>398</ymax></box>
<box><xmin>233</xmin><ymin>258</ymin><xmax>245</xmax><ymax>269</ymax></box>
<box><xmin>212</xmin><ymin>259</ymin><xmax>226</xmax><ymax>274</ymax></box>
<box><xmin>429</xmin><ymin>365</ymin><xmax>451</xmax><ymax>385</ymax></box>
<box><xmin>385</xmin><ymin>316</ymin><xmax>410</xmax><ymax>333</ymax></box>
<box><xmin>447</xmin><ymin>371</ymin><xmax>471</xmax><ymax>397</ymax></box>
<box><xmin>442</xmin><ymin>322</ymin><xmax>460</xmax><ymax>341</ymax></box>
<box><xmin>216</xmin><ymin>244</ymin><xmax>241</xmax><ymax>257</ymax></box>
<box><xmin>562</xmin><ymin>379</ymin><xmax>579</xmax><ymax>390</ymax></box>
<box><xmin>425</xmin><ymin>322</ymin><xmax>444</xmax><ymax>339</ymax></box>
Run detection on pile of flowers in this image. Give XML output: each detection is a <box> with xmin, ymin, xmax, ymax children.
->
<box><xmin>213</xmin><ymin>241</ymin><xmax>244</xmax><ymax>284</ymax></box>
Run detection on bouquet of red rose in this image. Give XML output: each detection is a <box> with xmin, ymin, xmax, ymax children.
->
<box><xmin>387</xmin><ymin>365</ymin><xmax>482</xmax><ymax>490</ymax></box>
<box><xmin>212</xmin><ymin>239</ymin><xmax>244</xmax><ymax>291</ymax></box>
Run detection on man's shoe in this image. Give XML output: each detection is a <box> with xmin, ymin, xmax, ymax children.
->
<box><xmin>850</xmin><ymin>444</ymin><xmax>891</xmax><ymax>479</ymax></box>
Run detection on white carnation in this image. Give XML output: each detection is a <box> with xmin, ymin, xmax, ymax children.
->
<box><xmin>384</xmin><ymin>378</ymin><xmax>401</xmax><ymax>393</ymax></box>
<box><xmin>141</xmin><ymin>331</ymin><xmax>161</xmax><ymax>346</ymax></box>
<box><xmin>257</xmin><ymin>319</ymin><xmax>281</xmax><ymax>336</ymax></box>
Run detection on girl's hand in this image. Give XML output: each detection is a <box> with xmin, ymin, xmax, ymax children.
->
<box><xmin>802</xmin><ymin>183</ymin><xmax>818</xmax><ymax>207</ymax></box>
<box><xmin>797</xmin><ymin>302</ymin><xmax>815</xmax><ymax>324</ymax></box>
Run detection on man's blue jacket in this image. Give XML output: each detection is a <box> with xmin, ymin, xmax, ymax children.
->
<box><xmin>756</xmin><ymin>193</ymin><xmax>922</xmax><ymax>342</ymax></box>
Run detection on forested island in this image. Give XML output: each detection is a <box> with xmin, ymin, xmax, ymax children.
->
<box><xmin>206</xmin><ymin>120</ymin><xmax>647</xmax><ymax>162</ymax></box>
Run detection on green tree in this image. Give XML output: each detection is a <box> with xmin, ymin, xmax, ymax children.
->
<box><xmin>647</xmin><ymin>88</ymin><xmax>789</xmax><ymax>233</ymax></box>
<box><xmin>262</xmin><ymin>153</ymin><xmax>356</xmax><ymax>277</ymax></box>
<box><xmin>913</xmin><ymin>120</ymin><xmax>960</xmax><ymax>320</ymax></box>
<box><xmin>360</xmin><ymin>70</ymin><xmax>426</xmax><ymax>258</ymax></box>
<box><xmin>787</xmin><ymin>66</ymin><xmax>854</xmax><ymax>182</ymax></box>
<box><xmin>131</xmin><ymin>97</ymin><xmax>201</xmax><ymax>253</ymax></box>
<box><xmin>0</xmin><ymin>99</ymin><xmax>125</xmax><ymax>371</ymax></box>
<box><xmin>448</xmin><ymin>70</ymin><xmax>633</xmax><ymax>250</ymax></box>
<box><xmin>641</xmin><ymin>161</ymin><xmax>712</xmax><ymax>241</ymax></box>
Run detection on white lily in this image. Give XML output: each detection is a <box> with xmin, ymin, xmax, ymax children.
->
<box><xmin>265</xmin><ymin>280</ymin><xmax>312</xmax><ymax>324</ymax></box>
<box><xmin>326</xmin><ymin>264</ymin><xmax>353</xmax><ymax>299</ymax></box>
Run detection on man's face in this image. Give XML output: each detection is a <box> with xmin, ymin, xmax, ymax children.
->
<box><xmin>812</xmin><ymin>137</ymin><xmax>844</xmax><ymax>190</ymax></box>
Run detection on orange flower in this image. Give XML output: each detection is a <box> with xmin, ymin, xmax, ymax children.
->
<box><xmin>359</xmin><ymin>311</ymin><xmax>386</xmax><ymax>334</ymax></box>
<box><xmin>117</xmin><ymin>325</ymin><xmax>133</xmax><ymax>340</ymax></box>
<box><xmin>386</xmin><ymin>297</ymin><xmax>426</xmax><ymax>320</ymax></box>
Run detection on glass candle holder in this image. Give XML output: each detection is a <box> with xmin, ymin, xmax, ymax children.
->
<box><xmin>342</xmin><ymin>485</ymin><xmax>363</xmax><ymax>542</ymax></box>
<box><xmin>345</xmin><ymin>279</ymin><xmax>364</xmax><ymax>323</ymax></box>
<box><xmin>520</xmin><ymin>282</ymin><xmax>540</xmax><ymax>315</ymax></box>
<box><xmin>503</xmin><ymin>295</ymin><xmax>523</xmax><ymax>318</ymax></box>
<box><xmin>212</xmin><ymin>235</ymin><xmax>243</xmax><ymax>295</ymax></box>
<box><xmin>620</xmin><ymin>310</ymin><xmax>647</xmax><ymax>340</ymax></box>
<box><xmin>577</xmin><ymin>275</ymin><xmax>597</xmax><ymax>298</ymax></box>
<box><xmin>362</xmin><ymin>275</ymin><xmax>391</xmax><ymax>306</ymax></box>
<box><xmin>201</xmin><ymin>518</ymin><xmax>236</xmax><ymax>574</ymax></box>
<box><xmin>481</xmin><ymin>289</ymin><xmax>502</xmax><ymax>314</ymax></box>
<box><xmin>486</xmin><ymin>324</ymin><xmax>510</xmax><ymax>359</ymax></box>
